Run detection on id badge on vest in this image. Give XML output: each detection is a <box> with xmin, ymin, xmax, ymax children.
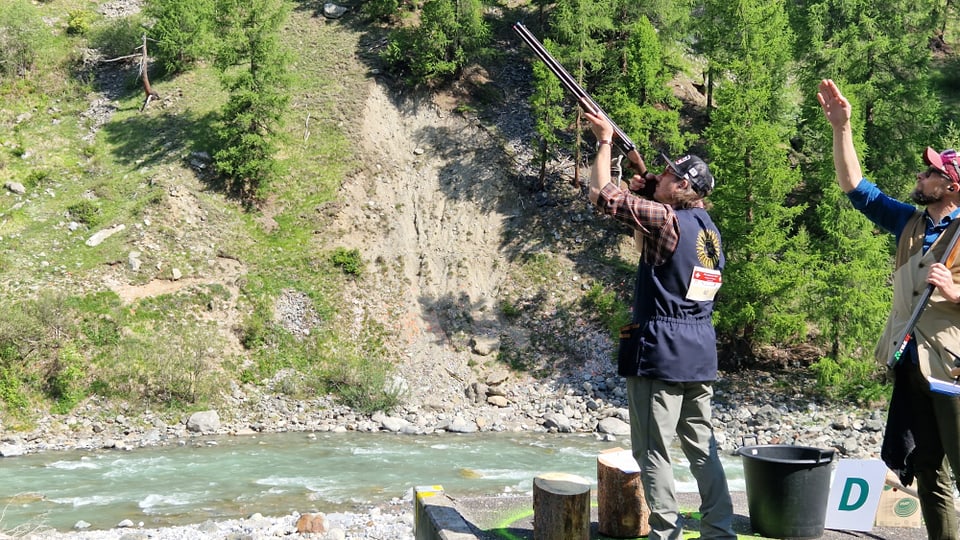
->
<box><xmin>687</xmin><ymin>266</ymin><xmax>722</xmax><ymax>301</ymax></box>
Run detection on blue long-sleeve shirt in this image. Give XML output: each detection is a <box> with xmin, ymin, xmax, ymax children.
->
<box><xmin>847</xmin><ymin>179</ymin><xmax>960</xmax><ymax>253</ymax></box>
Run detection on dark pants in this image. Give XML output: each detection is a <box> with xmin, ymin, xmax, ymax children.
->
<box><xmin>903</xmin><ymin>361</ymin><xmax>960</xmax><ymax>540</ymax></box>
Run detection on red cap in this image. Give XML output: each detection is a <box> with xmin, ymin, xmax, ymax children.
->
<box><xmin>923</xmin><ymin>147</ymin><xmax>960</xmax><ymax>184</ymax></box>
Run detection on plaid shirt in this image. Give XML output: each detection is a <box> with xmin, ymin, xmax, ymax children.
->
<box><xmin>596</xmin><ymin>183</ymin><xmax>680</xmax><ymax>266</ymax></box>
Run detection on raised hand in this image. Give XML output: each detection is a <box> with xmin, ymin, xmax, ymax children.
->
<box><xmin>816</xmin><ymin>79</ymin><xmax>851</xmax><ymax>129</ymax></box>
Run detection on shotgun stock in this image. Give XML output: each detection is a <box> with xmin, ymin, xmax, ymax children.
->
<box><xmin>513</xmin><ymin>22</ymin><xmax>651</xmax><ymax>192</ymax></box>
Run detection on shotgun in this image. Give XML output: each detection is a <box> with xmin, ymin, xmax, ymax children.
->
<box><xmin>888</xmin><ymin>223</ymin><xmax>960</xmax><ymax>368</ymax></box>
<box><xmin>513</xmin><ymin>22</ymin><xmax>652</xmax><ymax>193</ymax></box>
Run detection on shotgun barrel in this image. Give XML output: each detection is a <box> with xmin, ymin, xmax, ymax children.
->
<box><xmin>513</xmin><ymin>22</ymin><xmax>644</xmax><ymax>173</ymax></box>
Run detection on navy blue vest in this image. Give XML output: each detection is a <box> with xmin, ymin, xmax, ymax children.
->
<box><xmin>619</xmin><ymin>207</ymin><xmax>724</xmax><ymax>382</ymax></box>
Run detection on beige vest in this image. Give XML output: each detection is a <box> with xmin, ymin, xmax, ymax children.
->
<box><xmin>875</xmin><ymin>213</ymin><xmax>960</xmax><ymax>380</ymax></box>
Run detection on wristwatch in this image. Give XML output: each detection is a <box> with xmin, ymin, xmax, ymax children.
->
<box><xmin>596</xmin><ymin>140</ymin><xmax>613</xmax><ymax>151</ymax></box>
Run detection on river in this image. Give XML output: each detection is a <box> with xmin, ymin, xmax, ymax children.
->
<box><xmin>0</xmin><ymin>431</ymin><xmax>746</xmax><ymax>532</ymax></box>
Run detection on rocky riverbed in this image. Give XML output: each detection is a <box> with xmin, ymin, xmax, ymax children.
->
<box><xmin>0</xmin><ymin>363</ymin><xmax>889</xmax><ymax>540</ymax></box>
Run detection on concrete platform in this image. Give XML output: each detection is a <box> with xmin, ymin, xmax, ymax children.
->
<box><xmin>437</xmin><ymin>490</ymin><xmax>928</xmax><ymax>540</ymax></box>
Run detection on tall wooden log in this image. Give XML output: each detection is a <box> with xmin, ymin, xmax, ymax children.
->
<box><xmin>597</xmin><ymin>447</ymin><xmax>649</xmax><ymax>538</ymax></box>
<box><xmin>532</xmin><ymin>472</ymin><xmax>591</xmax><ymax>540</ymax></box>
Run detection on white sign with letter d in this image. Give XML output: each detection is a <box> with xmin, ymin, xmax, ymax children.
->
<box><xmin>824</xmin><ymin>459</ymin><xmax>888</xmax><ymax>531</ymax></box>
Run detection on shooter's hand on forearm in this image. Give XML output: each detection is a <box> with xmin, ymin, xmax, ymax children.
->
<box><xmin>581</xmin><ymin>105</ymin><xmax>613</xmax><ymax>142</ymax></box>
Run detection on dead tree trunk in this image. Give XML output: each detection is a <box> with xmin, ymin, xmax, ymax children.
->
<box><xmin>139</xmin><ymin>33</ymin><xmax>159</xmax><ymax>112</ymax></box>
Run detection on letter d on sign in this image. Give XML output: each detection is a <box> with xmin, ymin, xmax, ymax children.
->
<box><xmin>825</xmin><ymin>459</ymin><xmax>887</xmax><ymax>532</ymax></box>
<box><xmin>839</xmin><ymin>477</ymin><xmax>869</xmax><ymax>511</ymax></box>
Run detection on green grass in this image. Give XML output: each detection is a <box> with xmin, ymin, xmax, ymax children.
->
<box><xmin>0</xmin><ymin>0</ymin><xmax>401</xmax><ymax>421</ymax></box>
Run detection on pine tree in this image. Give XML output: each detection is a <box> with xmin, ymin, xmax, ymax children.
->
<box><xmin>703</xmin><ymin>0</ymin><xmax>812</xmax><ymax>356</ymax></box>
<box><xmin>548</xmin><ymin>0</ymin><xmax>612</xmax><ymax>186</ymax></box>
<box><xmin>528</xmin><ymin>38</ymin><xmax>568</xmax><ymax>189</ymax></box>
<box><xmin>790</xmin><ymin>0</ymin><xmax>944</xmax><ymax>368</ymax></box>
<box><xmin>212</xmin><ymin>0</ymin><xmax>291</xmax><ymax>200</ymax></box>
<box><xmin>792</xmin><ymin>0</ymin><xmax>942</xmax><ymax>197</ymax></box>
<box><xmin>145</xmin><ymin>0</ymin><xmax>215</xmax><ymax>74</ymax></box>
<box><xmin>600</xmin><ymin>16</ymin><xmax>686</xmax><ymax>159</ymax></box>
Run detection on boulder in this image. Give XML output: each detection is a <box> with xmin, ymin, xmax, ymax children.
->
<box><xmin>186</xmin><ymin>410</ymin><xmax>220</xmax><ymax>433</ymax></box>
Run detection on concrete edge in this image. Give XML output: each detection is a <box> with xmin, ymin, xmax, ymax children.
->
<box><xmin>415</xmin><ymin>485</ymin><xmax>480</xmax><ymax>540</ymax></box>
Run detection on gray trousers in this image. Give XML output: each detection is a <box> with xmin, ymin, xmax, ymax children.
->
<box><xmin>627</xmin><ymin>376</ymin><xmax>735</xmax><ymax>540</ymax></box>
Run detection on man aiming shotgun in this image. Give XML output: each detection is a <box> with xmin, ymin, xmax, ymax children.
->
<box><xmin>516</xmin><ymin>22</ymin><xmax>736</xmax><ymax>539</ymax></box>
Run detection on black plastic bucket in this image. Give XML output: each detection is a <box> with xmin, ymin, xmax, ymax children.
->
<box><xmin>735</xmin><ymin>444</ymin><xmax>836</xmax><ymax>539</ymax></box>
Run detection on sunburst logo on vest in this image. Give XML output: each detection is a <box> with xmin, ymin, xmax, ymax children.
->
<box><xmin>696</xmin><ymin>229</ymin><xmax>721</xmax><ymax>269</ymax></box>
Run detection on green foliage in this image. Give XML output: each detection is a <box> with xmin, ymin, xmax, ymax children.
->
<box><xmin>49</xmin><ymin>345</ymin><xmax>86</xmax><ymax>414</ymax></box>
<box><xmin>145</xmin><ymin>0</ymin><xmax>216</xmax><ymax>74</ymax></box>
<box><xmin>239</xmin><ymin>304</ymin><xmax>275</xmax><ymax>350</ymax></box>
<box><xmin>23</xmin><ymin>169</ymin><xmax>51</xmax><ymax>189</ymax></box>
<box><xmin>331</xmin><ymin>247</ymin><xmax>363</xmax><ymax>276</ymax></box>
<box><xmin>212</xmin><ymin>0</ymin><xmax>291</xmax><ymax>199</ymax></box>
<box><xmin>807</xmin><ymin>185</ymin><xmax>892</xmax><ymax>361</ymax></box>
<box><xmin>582</xmin><ymin>283</ymin><xmax>631</xmax><ymax>342</ymax></box>
<box><xmin>528</xmin><ymin>38</ymin><xmax>567</xmax><ymax>187</ymax></box>
<box><xmin>66</xmin><ymin>10</ymin><xmax>95</xmax><ymax>36</ymax></box>
<box><xmin>88</xmin><ymin>15</ymin><xmax>147</xmax><ymax>60</ymax></box>
<box><xmin>0</xmin><ymin>366</ymin><xmax>29</xmax><ymax>414</ymax></box>
<box><xmin>698</xmin><ymin>0</ymin><xmax>817</xmax><ymax>356</ymax></box>
<box><xmin>0</xmin><ymin>292</ymin><xmax>81</xmax><ymax>415</ymax></box>
<box><xmin>241</xmin><ymin>311</ymin><xmax>400</xmax><ymax>414</ymax></box>
<box><xmin>499</xmin><ymin>300</ymin><xmax>521</xmax><ymax>319</ymax></box>
<box><xmin>381</xmin><ymin>0</ymin><xmax>489</xmax><ymax>85</ymax></box>
<box><xmin>67</xmin><ymin>200</ymin><xmax>102</xmax><ymax>227</ymax></box>
<box><xmin>361</xmin><ymin>0</ymin><xmax>400</xmax><ymax>21</ymax></box>
<box><xmin>517</xmin><ymin>252</ymin><xmax>562</xmax><ymax>287</ymax></box>
<box><xmin>791</xmin><ymin>0</ymin><xmax>942</xmax><ymax>198</ymax></box>
<box><xmin>0</xmin><ymin>0</ymin><xmax>47</xmax><ymax>78</ymax></box>
<box><xmin>93</xmin><ymin>322</ymin><xmax>222</xmax><ymax>406</ymax></box>
<box><xmin>811</xmin><ymin>355</ymin><xmax>889</xmax><ymax>404</ymax></box>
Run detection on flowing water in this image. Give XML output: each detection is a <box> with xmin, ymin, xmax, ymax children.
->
<box><xmin>0</xmin><ymin>431</ymin><xmax>745</xmax><ymax>532</ymax></box>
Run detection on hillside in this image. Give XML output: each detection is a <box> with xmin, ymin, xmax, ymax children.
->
<box><xmin>0</xmin><ymin>0</ymin><xmax>654</xmax><ymax>427</ymax></box>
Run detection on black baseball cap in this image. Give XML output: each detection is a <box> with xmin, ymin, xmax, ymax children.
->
<box><xmin>661</xmin><ymin>153</ymin><xmax>715</xmax><ymax>197</ymax></box>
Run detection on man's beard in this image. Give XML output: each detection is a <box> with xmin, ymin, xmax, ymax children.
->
<box><xmin>910</xmin><ymin>188</ymin><xmax>943</xmax><ymax>205</ymax></box>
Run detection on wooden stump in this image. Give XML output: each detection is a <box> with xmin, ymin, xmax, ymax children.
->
<box><xmin>532</xmin><ymin>472</ymin><xmax>591</xmax><ymax>540</ymax></box>
<box><xmin>597</xmin><ymin>447</ymin><xmax>650</xmax><ymax>538</ymax></box>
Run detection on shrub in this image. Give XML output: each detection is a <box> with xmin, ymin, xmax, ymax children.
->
<box><xmin>88</xmin><ymin>15</ymin><xmax>145</xmax><ymax>61</ymax></box>
<box><xmin>67</xmin><ymin>200</ymin><xmax>101</xmax><ymax>226</ymax></box>
<box><xmin>361</xmin><ymin>0</ymin><xmax>399</xmax><ymax>21</ymax></box>
<box><xmin>48</xmin><ymin>345</ymin><xmax>86</xmax><ymax>414</ymax></box>
<box><xmin>583</xmin><ymin>283</ymin><xmax>631</xmax><ymax>340</ymax></box>
<box><xmin>811</xmin><ymin>355</ymin><xmax>889</xmax><ymax>404</ymax></box>
<box><xmin>145</xmin><ymin>0</ymin><xmax>215</xmax><ymax>74</ymax></box>
<box><xmin>331</xmin><ymin>247</ymin><xmax>363</xmax><ymax>276</ymax></box>
<box><xmin>0</xmin><ymin>0</ymin><xmax>47</xmax><ymax>78</ymax></box>
<box><xmin>66</xmin><ymin>10</ymin><xmax>95</xmax><ymax>36</ymax></box>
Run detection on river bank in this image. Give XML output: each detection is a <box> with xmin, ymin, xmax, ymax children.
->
<box><xmin>0</xmin><ymin>365</ymin><xmax>888</xmax><ymax>540</ymax></box>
